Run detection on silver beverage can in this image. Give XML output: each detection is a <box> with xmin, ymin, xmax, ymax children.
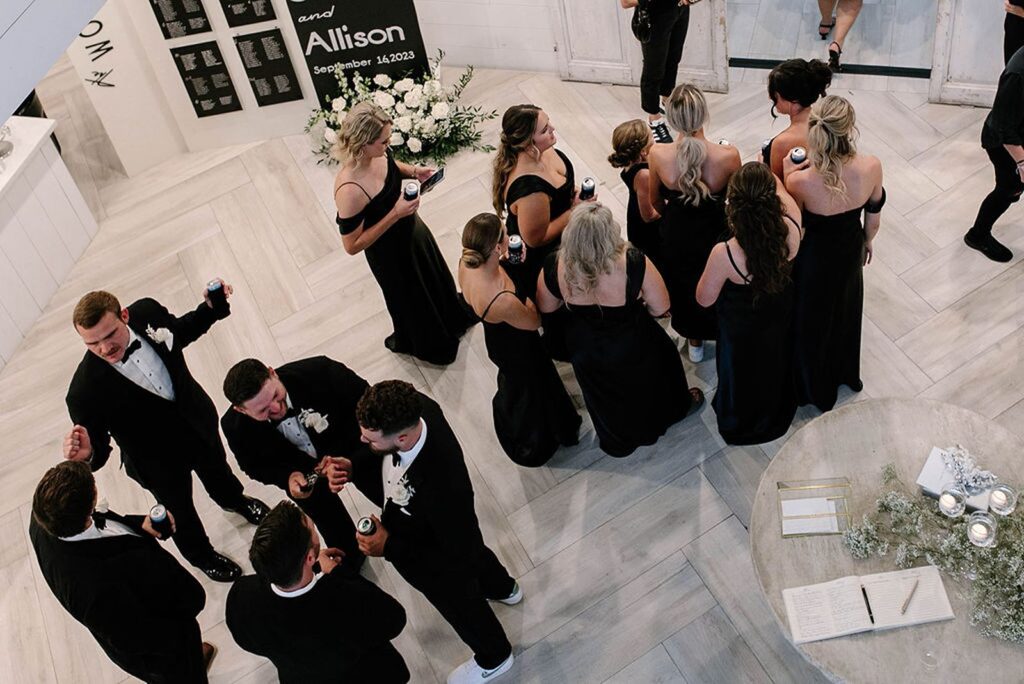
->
<box><xmin>206</xmin><ymin>279</ymin><xmax>226</xmax><ymax>308</ymax></box>
<box><xmin>149</xmin><ymin>504</ymin><xmax>174</xmax><ymax>538</ymax></box>
<box><xmin>790</xmin><ymin>147</ymin><xmax>807</xmax><ymax>164</ymax></box>
<box><xmin>403</xmin><ymin>182</ymin><xmax>419</xmax><ymax>201</ymax></box>
<box><xmin>761</xmin><ymin>139</ymin><xmax>771</xmax><ymax>152</ymax></box>
<box><xmin>506</xmin><ymin>234</ymin><xmax>525</xmax><ymax>264</ymax></box>
<box><xmin>356</xmin><ymin>516</ymin><xmax>377</xmax><ymax>535</ymax></box>
<box><xmin>717</xmin><ymin>138</ymin><xmax>730</xmax><ymax>146</ymax></box>
<box><xmin>578</xmin><ymin>177</ymin><xmax>596</xmax><ymax>201</ymax></box>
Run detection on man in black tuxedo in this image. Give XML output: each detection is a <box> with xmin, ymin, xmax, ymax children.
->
<box><xmin>30</xmin><ymin>461</ymin><xmax>215</xmax><ymax>682</ymax></box>
<box><xmin>221</xmin><ymin>356</ymin><xmax>367</xmax><ymax>571</ymax></box>
<box><xmin>226</xmin><ymin>501</ymin><xmax>409</xmax><ymax>683</ymax></box>
<box><xmin>63</xmin><ymin>288</ymin><xmax>268</xmax><ymax>581</ymax></box>
<box><xmin>343</xmin><ymin>380</ymin><xmax>520</xmax><ymax>684</ymax></box>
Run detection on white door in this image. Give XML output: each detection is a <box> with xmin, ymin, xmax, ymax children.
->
<box><xmin>551</xmin><ymin>0</ymin><xmax>729</xmax><ymax>93</ymax></box>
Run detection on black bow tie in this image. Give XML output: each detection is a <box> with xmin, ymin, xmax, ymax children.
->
<box><xmin>269</xmin><ymin>407</ymin><xmax>298</xmax><ymax>427</ymax></box>
<box><xmin>121</xmin><ymin>339</ymin><xmax>142</xmax><ymax>363</ymax></box>
<box><xmin>92</xmin><ymin>510</ymin><xmax>108</xmax><ymax>529</ymax></box>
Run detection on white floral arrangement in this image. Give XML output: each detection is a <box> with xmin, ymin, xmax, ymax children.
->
<box><xmin>942</xmin><ymin>444</ymin><xmax>997</xmax><ymax>494</ymax></box>
<box><xmin>306</xmin><ymin>50</ymin><xmax>496</xmax><ymax>165</ymax></box>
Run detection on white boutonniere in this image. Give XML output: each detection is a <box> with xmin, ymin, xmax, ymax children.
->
<box><xmin>298</xmin><ymin>409</ymin><xmax>329</xmax><ymax>433</ymax></box>
<box><xmin>389</xmin><ymin>475</ymin><xmax>415</xmax><ymax>509</ymax></box>
<box><xmin>145</xmin><ymin>325</ymin><xmax>174</xmax><ymax>351</ymax></box>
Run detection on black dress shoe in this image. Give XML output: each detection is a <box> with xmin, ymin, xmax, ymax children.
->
<box><xmin>964</xmin><ymin>231</ymin><xmax>1013</xmax><ymax>262</ymax></box>
<box><xmin>197</xmin><ymin>551</ymin><xmax>242</xmax><ymax>582</ymax></box>
<box><xmin>230</xmin><ymin>496</ymin><xmax>270</xmax><ymax>525</ymax></box>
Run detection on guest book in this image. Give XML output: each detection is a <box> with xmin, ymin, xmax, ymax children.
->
<box><xmin>783</xmin><ymin>566</ymin><xmax>954</xmax><ymax>644</ymax></box>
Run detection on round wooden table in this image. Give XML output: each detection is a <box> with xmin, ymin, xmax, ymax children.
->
<box><xmin>750</xmin><ymin>398</ymin><xmax>1024</xmax><ymax>683</ymax></box>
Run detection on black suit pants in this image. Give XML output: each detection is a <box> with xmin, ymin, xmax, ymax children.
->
<box><xmin>123</xmin><ymin>618</ymin><xmax>207</xmax><ymax>683</ymax></box>
<box><xmin>640</xmin><ymin>2</ymin><xmax>690</xmax><ymax>115</ymax></box>
<box><xmin>971</xmin><ymin>146</ymin><xmax>1024</xmax><ymax>238</ymax></box>
<box><xmin>293</xmin><ymin>480</ymin><xmax>361</xmax><ymax>563</ymax></box>
<box><xmin>136</xmin><ymin>442</ymin><xmax>246</xmax><ymax>566</ymax></box>
<box><xmin>395</xmin><ymin>545</ymin><xmax>514</xmax><ymax>669</ymax></box>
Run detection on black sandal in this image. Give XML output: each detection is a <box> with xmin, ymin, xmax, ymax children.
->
<box><xmin>685</xmin><ymin>387</ymin><xmax>705</xmax><ymax>417</ymax></box>
<box><xmin>828</xmin><ymin>41</ymin><xmax>842</xmax><ymax>72</ymax></box>
<box><xmin>818</xmin><ymin>18</ymin><xmax>835</xmax><ymax>40</ymax></box>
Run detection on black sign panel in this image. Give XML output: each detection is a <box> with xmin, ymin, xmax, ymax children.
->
<box><xmin>284</xmin><ymin>0</ymin><xmax>430</xmax><ymax>105</ymax></box>
<box><xmin>219</xmin><ymin>0</ymin><xmax>276</xmax><ymax>28</ymax></box>
<box><xmin>234</xmin><ymin>29</ymin><xmax>303</xmax><ymax>106</ymax></box>
<box><xmin>149</xmin><ymin>0</ymin><xmax>212</xmax><ymax>39</ymax></box>
<box><xmin>170</xmin><ymin>41</ymin><xmax>243</xmax><ymax>117</ymax></box>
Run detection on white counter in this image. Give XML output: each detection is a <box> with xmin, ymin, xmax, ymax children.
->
<box><xmin>0</xmin><ymin>116</ymin><xmax>97</xmax><ymax>369</ymax></box>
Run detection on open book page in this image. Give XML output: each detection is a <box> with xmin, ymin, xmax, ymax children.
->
<box><xmin>783</xmin><ymin>576</ymin><xmax>874</xmax><ymax>644</ymax></box>
<box><xmin>861</xmin><ymin>566</ymin><xmax>954</xmax><ymax>631</ymax></box>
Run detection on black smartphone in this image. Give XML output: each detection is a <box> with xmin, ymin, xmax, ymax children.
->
<box><xmin>419</xmin><ymin>167</ymin><xmax>446</xmax><ymax>194</ymax></box>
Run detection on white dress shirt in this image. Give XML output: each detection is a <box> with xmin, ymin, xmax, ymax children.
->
<box><xmin>112</xmin><ymin>328</ymin><xmax>175</xmax><ymax>401</ymax></box>
<box><xmin>271</xmin><ymin>571</ymin><xmax>322</xmax><ymax>598</ymax></box>
<box><xmin>60</xmin><ymin>518</ymin><xmax>138</xmax><ymax>542</ymax></box>
<box><xmin>381</xmin><ymin>418</ymin><xmax>427</xmax><ymax>499</ymax></box>
<box><xmin>274</xmin><ymin>394</ymin><xmax>317</xmax><ymax>458</ymax></box>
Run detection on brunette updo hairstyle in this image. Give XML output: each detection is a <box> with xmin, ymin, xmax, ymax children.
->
<box><xmin>608</xmin><ymin>120</ymin><xmax>650</xmax><ymax>168</ymax></box>
<box><xmin>492</xmin><ymin>104</ymin><xmax>542</xmax><ymax>216</ymax></box>
<box><xmin>337</xmin><ymin>101</ymin><xmax>392</xmax><ymax>161</ymax></box>
<box><xmin>807</xmin><ymin>95</ymin><xmax>858</xmax><ymax>195</ymax></box>
<box><xmin>725</xmin><ymin>162</ymin><xmax>792</xmax><ymax>298</ymax></box>
<box><xmin>665</xmin><ymin>84</ymin><xmax>711</xmax><ymax>207</ymax></box>
<box><xmin>767</xmin><ymin>58</ymin><xmax>832</xmax><ymax>113</ymax></box>
<box><xmin>461</xmin><ymin>213</ymin><xmax>504</xmax><ymax>268</ymax></box>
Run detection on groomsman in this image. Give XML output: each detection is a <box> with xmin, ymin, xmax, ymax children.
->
<box><xmin>30</xmin><ymin>461</ymin><xmax>215</xmax><ymax>682</ymax></box>
<box><xmin>226</xmin><ymin>501</ymin><xmax>409</xmax><ymax>683</ymax></box>
<box><xmin>221</xmin><ymin>356</ymin><xmax>367</xmax><ymax>571</ymax></box>
<box><xmin>343</xmin><ymin>380</ymin><xmax>520</xmax><ymax>684</ymax></box>
<box><xmin>64</xmin><ymin>288</ymin><xmax>268</xmax><ymax>581</ymax></box>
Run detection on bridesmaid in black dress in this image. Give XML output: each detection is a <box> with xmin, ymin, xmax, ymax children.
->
<box><xmin>784</xmin><ymin>95</ymin><xmax>884</xmax><ymax>412</ymax></box>
<box><xmin>458</xmin><ymin>213</ymin><xmax>581</xmax><ymax>466</ymax></box>
<box><xmin>761</xmin><ymin>58</ymin><xmax>831</xmax><ymax>178</ymax></box>
<box><xmin>608</xmin><ymin>120</ymin><xmax>662</xmax><ymax>264</ymax></box>
<box><xmin>648</xmin><ymin>84</ymin><xmax>741</xmax><ymax>363</ymax></box>
<box><xmin>696</xmin><ymin>162</ymin><xmax>802</xmax><ymax>445</ymax></box>
<box><xmin>536</xmin><ymin>203</ymin><xmax>703</xmax><ymax>458</ymax></box>
<box><xmin>492</xmin><ymin>105</ymin><xmax>587</xmax><ymax>359</ymax></box>
<box><xmin>333</xmin><ymin>102</ymin><xmax>469</xmax><ymax>365</ymax></box>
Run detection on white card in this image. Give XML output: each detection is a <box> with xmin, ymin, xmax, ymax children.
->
<box><xmin>782</xmin><ymin>497</ymin><xmax>840</xmax><ymax>535</ymax></box>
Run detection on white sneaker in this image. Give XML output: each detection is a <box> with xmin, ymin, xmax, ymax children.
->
<box><xmin>688</xmin><ymin>342</ymin><xmax>704</xmax><ymax>363</ymax></box>
<box><xmin>494</xmin><ymin>582</ymin><xmax>523</xmax><ymax>606</ymax></box>
<box><xmin>447</xmin><ymin>653</ymin><xmax>514</xmax><ymax>684</ymax></box>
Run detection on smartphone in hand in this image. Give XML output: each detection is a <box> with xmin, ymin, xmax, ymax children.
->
<box><xmin>419</xmin><ymin>167</ymin><xmax>446</xmax><ymax>194</ymax></box>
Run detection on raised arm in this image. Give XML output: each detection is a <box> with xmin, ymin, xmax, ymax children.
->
<box><xmin>513</xmin><ymin>193</ymin><xmax>572</xmax><ymax>247</ymax></box>
<box><xmin>335</xmin><ymin>183</ymin><xmax>418</xmax><ymax>255</ymax></box>
<box><xmin>486</xmin><ymin>293</ymin><xmax>541</xmax><ymax>331</ymax></box>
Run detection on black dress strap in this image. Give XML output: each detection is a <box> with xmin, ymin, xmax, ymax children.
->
<box><xmin>506</xmin><ymin>175</ymin><xmax>555</xmax><ymax>206</ymax></box>
<box><xmin>480</xmin><ymin>290</ymin><xmax>516</xmax><ymax>321</ymax></box>
<box><xmin>335</xmin><ymin>181</ymin><xmax>372</xmax><ymax>200</ymax></box>
<box><xmin>862</xmin><ymin>187</ymin><xmax>887</xmax><ymax>214</ymax></box>
<box><xmin>724</xmin><ymin>241</ymin><xmax>752</xmax><ymax>283</ymax></box>
<box><xmin>625</xmin><ymin>246</ymin><xmax>646</xmax><ymax>300</ymax></box>
<box><xmin>542</xmin><ymin>252</ymin><xmax>564</xmax><ymax>300</ymax></box>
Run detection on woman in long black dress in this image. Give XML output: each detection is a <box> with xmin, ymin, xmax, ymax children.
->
<box><xmin>784</xmin><ymin>95</ymin><xmax>884</xmax><ymax>412</ymax></box>
<box><xmin>696</xmin><ymin>162</ymin><xmax>802</xmax><ymax>444</ymax></box>
<box><xmin>333</xmin><ymin>102</ymin><xmax>469</xmax><ymax>365</ymax></box>
<box><xmin>608</xmin><ymin>120</ymin><xmax>662</xmax><ymax>264</ymax></box>
<box><xmin>492</xmin><ymin>105</ymin><xmax>588</xmax><ymax>359</ymax></box>
<box><xmin>458</xmin><ymin>213</ymin><xmax>581</xmax><ymax>466</ymax></box>
<box><xmin>648</xmin><ymin>84</ymin><xmax>741</xmax><ymax>363</ymax></box>
<box><xmin>761</xmin><ymin>58</ymin><xmax>831</xmax><ymax>178</ymax></box>
<box><xmin>536</xmin><ymin>203</ymin><xmax>703</xmax><ymax>457</ymax></box>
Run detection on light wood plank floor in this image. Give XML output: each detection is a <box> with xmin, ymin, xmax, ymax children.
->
<box><xmin>4</xmin><ymin>60</ymin><xmax>1018</xmax><ymax>683</ymax></box>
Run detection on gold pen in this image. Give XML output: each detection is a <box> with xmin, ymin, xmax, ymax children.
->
<box><xmin>900</xmin><ymin>578</ymin><xmax>920</xmax><ymax>615</ymax></box>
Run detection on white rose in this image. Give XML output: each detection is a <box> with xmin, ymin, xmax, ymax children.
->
<box><xmin>404</xmin><ymin>91</ymin><xmax>422</xmax><ymax>109</ymax></box>
<box><xmin>393</xmin><ymin>78</ymin><xmax>415</xmax><ymax>93</ymax></box>
<box><xmin>424</xmin><ymin>79</ymin><xmax>441</xmax><ymax>96</ymax></box>
<box><xmin>324</xmin><ymin>128</ymin><xmax>338</xmax><ymax>144</ymax></box>
<box><xmin>373</xmin><ymin>74</ymin><xmax>392</xmax><ymax>87</ymax></box>
<box><xmin>395</xmin><ymin>116</ymin><xmax>413</xmax><ymax>133</ymax></box>
<box><xmin>419</xmin><ymin>117</ymin><xmax>436</xmax><ymax>135</ymax></box>
<box><xmin>373</xmin><ymin>91</ymin><xmax>396</xmax><ymax>109</ymax></box>
<box><xmin>330</xmin><ymin>97</ymin><xmax>346</xmax><ymax>113</ymax></box>
<box><xmin>407</xmin><ymin>137</ymin><xmax>422</xmax><ymax>153</ymax></box>
<box><xmin>390</xmin><ymin>131</ymin><xmax>405</xmax><ymax>147</ymax></box>
<box><xmin>395</xmin><ymin>102</ymin><xmax>407</xmax><ymax>115</ymax></box>
<box><xmin>431</xmin><ymin>102</ymin><xmax>450</xmax><ymax>120</ymax></box>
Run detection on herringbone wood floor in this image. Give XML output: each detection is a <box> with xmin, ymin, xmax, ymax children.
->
<box><xmin>1</xmin><ymin>57</ymin><xmax>1020</xmax><ymax>683</ymax></box>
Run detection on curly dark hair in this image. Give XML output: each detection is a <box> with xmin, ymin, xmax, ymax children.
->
<box><xmin>32</xmin><ymin>461</ymin><xmax>95</xmax><ymax>538</ymax></box>
<box><xmin>356</xmin><ymin>380</ymin><xmax>422</xmax><ymax>435</ymax></box>
<box><xmin>223</xmin><ymin>358</ymin><xmax>272</xmax><ymax>406</ymax></box>
<box><xmin>725</xmin><ymin>162</ymin><xmax>792</xmax><ymax>299</ymax></box>
<box><xmin>767</xmin><ymin>58</ymin><xmax>832</xmax><ymax>111</ymax></box>
<box><xmin>249</xmin><ymin>501</ymin><xmax>313</xmax><ymax>587</ymax></box>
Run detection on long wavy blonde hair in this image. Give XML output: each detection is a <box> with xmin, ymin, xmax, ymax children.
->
<box><xmin>807</xmin><ymin>95</ymin><xmax>858</xmax><ymax>196</ymax></box>
<box><xmin>492</xmin><ymin>105</ymin><xmax>541</xmax><ymax>216</ymax></box>
<box><xmin>560</xmin><ymin>204</ymin><xmax>626</xmax><ymax>297</ymax></box>
<box><xmin>665</xmin><ymin>83</ymin><xmax>711</xmax><ymax>207</ymax></box>
<box><xmin>337</xmin><ymin>101</ymin><xmax>391</xmax><ymax>162</ymax></box>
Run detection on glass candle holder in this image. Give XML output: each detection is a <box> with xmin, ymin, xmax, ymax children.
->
<box><xmin>989</xmin><ymin>484</ymin><xmax>1018</xmax><ymax>516</ymax></box>
<box><xmin>938</xmin><ymin>484</ymin><xmax>966</xmax><ymax>518</ymax></box>
<box><xmin>967</xmin><ymin>511</ymin><xmax>997</xmax><ymax>548</ymax></box>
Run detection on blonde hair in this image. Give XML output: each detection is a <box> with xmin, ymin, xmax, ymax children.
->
<box><xmin>461</xmin><ymin>213</ymin><xmax>503</xmax><ymax>268</ymax></box>
<box><xmin>492</xmin><ymin>104</ymin><xmax>541</xmax><ymax>216</ymax></box>
<box><xmin>807</xmin><ymin>95</ymin><xmax>858</xmax><ymax>196</ymax></box>
<box><xmin>608</xmin><ymin>120</ymin><xmax>649</xmax><ymax>168</ymax></box>
<box><xmin>560</xmin><ymin>204</ymin><xmax>626</xmax><ymax>297</ymax></box>
<box><xmin>665</xmin><ymin>84</ymin><xmax>711</xmax><ymax>206</ymax></box>
<box><xmin>338</xmin><ymin>102</ymin><xmax>392</xmax><ymax>162</ymax></box>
